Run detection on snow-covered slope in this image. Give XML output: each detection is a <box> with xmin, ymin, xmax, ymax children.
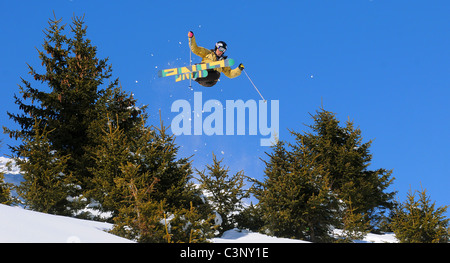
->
<box><xmin>0</xmin><ymin>204</ymin><xmax>133</xmax><ymax>243</ymax></box>
<box><xmin>0</xmin><ymin>204</ymin><xmax>397</xmax><ymax>243</ymax></box>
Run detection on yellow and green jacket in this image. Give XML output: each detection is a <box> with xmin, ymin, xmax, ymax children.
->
<box><xmin>189</xmin><ymin>36</ymin><xmax>241</xmax><ymax>79</ymax></box>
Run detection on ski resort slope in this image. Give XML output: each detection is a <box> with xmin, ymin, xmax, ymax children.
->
<box><xmin>0</xmin><ymin>204</ymin><xmax>133</xmax><ymax>243</ymax></box>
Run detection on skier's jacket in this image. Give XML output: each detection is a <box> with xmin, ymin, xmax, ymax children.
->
<box><xmin>189</xmin><ymin>36</ymin><xmax>242</xmax><ymax>79</ymax></box>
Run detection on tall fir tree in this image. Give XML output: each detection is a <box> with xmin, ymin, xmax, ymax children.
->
<box><xmin>0</xmin><ymin>170</ymin><xmax>15</xmax><ymax>206</ymax></box>
<box><xmin>110</xmin><ymin>161</ymin><xmax>165</xmax><ymax>243</ymax></box>
<box><xmin>196</xmin><ymin>154</ymin><xmax>249</xmax><ymax>235</ymax></box>
<box><xmin>135</xmin><ymin>117</ymin><xmax>201</xmax><ymax>211</ymax></box>
<box><xmin>233</xmin><ymin>202</ymin><xmax>266</xmax><ymax>232</ymax></box>
<box><xmin>336</xmin><ymin>198</ymin><xmax>371</xmax><ymax>242</ymax></box>
<box><xmin>3</xmin><ymin>14</ymin><xmax>143</xmax><ymax>216</ymax></box>
<box><xmin>298</xmin><ymin>108</ymin><xmax>396</xmax><ymax>229</ymax></box>
<box><xmin>390</xmin><ymin>187</ymin><xmax>450</xmax><ymax>243</ymax></box>
<box><xmin>0</xmin><ymin>141</ymin><xmax>13</xmax><ymax>205</ymax></box>
<box><xmin>0</xmin><ymin>174</ymin><xmax>12</xmax><ymax>205</ymax></box>
<box><xmin>94</xmin><ymin>115</ymin><xmax>214</xmax><ymax>242</ymax></box>
<box><xmin>166</xmin><ymin>201</ymin><xmax>216</xmax><ymax>243</ymax></box>
<box><xmin>86</xmin><ymin>114</ymin><xmax>132</xmax><ymax>220</ymax></box>
<box><xmin>15</xmin><ymin>118</ymin><xmax>77</xmax><ymax>215</ymax></box>
<box><xmin>255</xmin><ymin>139</ymin><xmax>339</xmax><ymax>242</ymax></box>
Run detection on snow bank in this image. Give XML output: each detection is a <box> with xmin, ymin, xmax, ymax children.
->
<box><xmin>213</xmin><ymin>228</ymin><xmax>398</xmax><ymax>243</ymax></box>
<box><xmin>0</xmin><ymin>204</ymin><xmax>133</xmax><ymax>243</ymax></box>
<box><xmin>212</xmin><ymin>229</ymin><xmax>309</xmax><ymax>243</ymax></box>
<box><xmin>357</xmin><ymin>232</ymin><xmax>398</xmax><ymax>243</ymax></box>
<box><xmin>0</xmin><ymin>204</ymin><xmax>397</xmax><ymax>243</ymax></box>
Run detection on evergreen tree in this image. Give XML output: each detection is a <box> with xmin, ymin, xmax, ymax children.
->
<box><xmin>234</xmin><ymin>202</ymin><xmax>265</xmax><ymax>232</ymax></box>
<box><xmin>86</xmin><ymin>114</ymin><xmax>131</xmax><ymax>220</ymax></box>
<box><xmin>256</xmin><ymin>139</ymin><xmax>339</xmax><ymax>242</ymax></box>
<box><xmin>137</xmin><ymin>119</ymin><xmax>214</xmax><ymax>242</ymax></box>
<box><xmin>0</xmin><ymin>173</ymin><xmax>14</xmax><ymax>206</ymax></box>
<box><xmin>166</xmin><ymin>201</ymin><xmax>216</xmax><ymax>243</ymax></box>
<box><xmin>298</xmin><ymin>108</ymin><xmax>396</xmax><ymax>228</ymax></box>
<box><xmin>136</xmin><ymin>118</ymin><xmax>202</xmax><ymax>212</ymax></box>
<box><xmin>391</xmin><ymin>187</ymin><xmax>450</xmax><ymax>243</ymax></box>
<box><xmin>15</xmin><ymin>118</ymin><xmax>77</xmax><ymax>215</ymax></box>
<box><xmin>196</xmin><ymin>154</ymin><xmax>249</xmax><ymax>235</ymax></box>
<box><xmin>336</xmin><ymin>198</ymin><xmax>370</xmax><ymax>242</ymax></box>
<box><xmin>106</xmin><ymin>117</ymin><xmax>214</xmax><ymax>242</ymax></box>
<box><xmin>110</xmin><ymin>161</ymin><xmax>165</xmax><ymax>243</ymax></box>
<box><xmin>3</xmin><ymin>14</ymin><xmax>142</xmax><ymax>215</ymax></box>
<box><xmin>0</xmin><ymin>141</ymin><xmax>14</xmax><ymax>205</ymax></box>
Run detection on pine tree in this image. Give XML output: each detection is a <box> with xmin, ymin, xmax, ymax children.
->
<box><xmin>0</xmin><ymin>173</ymin><xmax>13</xmax><ymax>206</ymax></box>
<box><xmin>298</xmin><ymin>108</ymin><xmax>396</xmax><ymax>229</ymax></box>
<box><xmin>15</xmin><ymin>118</ymin><xmax>78</xmax><ymax>215</ymax></box>
<box><xmin>256</xmin><ymin>139</ymin><xmax>339</xmax><ymax>242</ymax></box>
<box><xmin>107</xmin><ymin>117</ymin><xmax>214</xmax><ymax>242</ymax></box>
<box><xmin>196</xmin><ymin>154</ymin><xmax>249</xmax><ymax>235</ymax></box>
<box><xmin>391</xmin><ymin>187</ymin><xmax>450</xmax><ymax>243</ymax></box>
<box><xmin>0</xmin><ymin>141</ymin><xmax>14</xmax><ymax>205</ymax></box>
<box><xmin>110</xmin><ymin>153</ymin><xmax>215</xmax><ymax>243</ymax></box>
<box><xmin>234</xmin><ymin>202</ymin><xmax>265</xmax><ymax>232</ymax></box>
<box><xmin>137</xmin><ymin>119</ymin><xmax>214</xmax><ymax>242</ymax></box>
<box><xmin>3</xmin><ymin>14</ymin><xmax>143</xmax><ymax>216</ymax></box>
<box><xmin>86</xmin><ymin>114</ymin><xmax>132</xmax><ymax>220</ymax></box>
<box><xmin>110</xmin><ymin>161</ymin><xmax>165</xmax><ymax>243</ymax></box>
<box><xmin>336</xmin><ymin>198</ymin><xmax>371</xmax><ymax>242</ymax></box>
<box><xmin>167</xmin><ymin>201</ymin><xmax>216</xmax><ymax>243</ymax></box>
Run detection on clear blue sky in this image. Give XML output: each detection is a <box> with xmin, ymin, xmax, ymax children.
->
<box><xmin>1</xmin><ymin>0</ymin><xmax>449</xmax><ymax>214</ymax></box>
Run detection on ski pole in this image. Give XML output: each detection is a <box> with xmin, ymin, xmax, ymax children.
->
<box><xmin>188</xmin><ymin>38</ymin><xmax>193</xmax><ymax>90</ymax></box>
<box><xmin>243</xmin><ymin>69</ymin><xmax>266</xmax><ymax>103</ymax></box>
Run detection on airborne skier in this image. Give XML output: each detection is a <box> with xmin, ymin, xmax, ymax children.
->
<box><xmin>188</xmin><ymin>31</ymin><xmax>244</xmax><ymax>87</ymax></box>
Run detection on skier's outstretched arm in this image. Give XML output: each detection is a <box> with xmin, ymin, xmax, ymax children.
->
<box><xmin>221</xmin><ymin>67</ymin><xmax>242</xmax><ymax>79</ymax></box>
<box><xmin>221</xmin><ymin>63</ymin><xmax>244</xmax><ymax>79</ymax></box>
<box><xmin>188</xmin><ymin>31</ymin><xmax>210</xmax><ymax>58</ymax></box>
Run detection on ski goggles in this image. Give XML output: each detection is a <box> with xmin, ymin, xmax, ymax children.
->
<box><xmin>217</xmin><ymin>46</ymin><xmax>227</xmax><ymax>52</ymax></box>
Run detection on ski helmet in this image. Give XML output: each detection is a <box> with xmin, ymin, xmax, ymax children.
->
<box><xmin>215</xmin><ymin>41</ymin><xmax>227</xmax><ymax>52</ymax></box>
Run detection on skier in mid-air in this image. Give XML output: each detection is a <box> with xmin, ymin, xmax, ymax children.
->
<box><xmin>188</xmin><ymin>31</ymin><xmax>244</xmax><ymax>87</ymax></box>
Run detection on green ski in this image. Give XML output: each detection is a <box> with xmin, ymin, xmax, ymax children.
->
<box><xmin>175</xmin><ymin>70</ymin><xmax>208</xmax><ymax>82</ymax></box>
<box><xmin>158</xmin><ymin>58</ymin><xmax>235</xmax><ymax>80</ymax></box>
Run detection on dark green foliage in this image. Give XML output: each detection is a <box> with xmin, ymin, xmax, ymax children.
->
<box><xmin>89</xmin><ymin>114</ymin><xmax>201</xmax><ymax>216</ymax></box>
<box><xmin>104</xmin><ymin>117</ymin><xmax>214</xmax><ymax>242</ymax></box>
<box><xmin>110</xmin><ymin>162</ymin><xmax>165</xmax><ymax>242</ymax></box>
<box><xmin>391</xmin><ymin>187</ymin><xmax>450</xmax><ymax>243</ymax></box>
<box><xmin>166</xmin><ymin>201</ymin><xmax>216</xmax><ymax>243</ymax></box>
<box><xmin>144</xmin><ymin>121</ymin><xmax>199</xmax><ymax>212</ymax></box>
<box><xmin>234</xmin><ymin>202</ymin><xmax>265</xmax><ymax>232</ymax></box>
<box><xmin>86</xmin><ymin>115</ymin><xmax>132</xmax><ymax>220</ymax></box>
<box><xmin>3</xmin><ymin>14</ymin><xmax>142</xmax><ymax>216</ymax></box>
<box><xmin>255</xmin><ymin>139</ymin><xmax>339</xmax><ymax>242</ymax></box>
<box><xmin>252</xmin><ymin>108</ymin><xmax>397</xmax><ymax>242</ymax></box>
<box><xmin>0</xmin><ymin>173</ymin><xmax>14</xmax><ymax>206</ymax></box>
<box><xmin>336</xmin><ymin>199</ymin><xmax>370</xmax><ymax>242</ymax></box>
<box><xmin>196</xmin><ymin>154</ymin><xmax>249</xmax><ymax>235</ymax></box>
<box><xmin>298</xmin><ymin>108</ymin><xmax>396</xmax><ymax>229</ymax></box>
<box><xmin>15</xmin><ymin>118</ymin><xmax>78</xmax><ymax>215</ymax></box>
<box><xmin>0</xmin><ymin>140</ymin><xmax>14</xmax><ymax>205</ymax></box>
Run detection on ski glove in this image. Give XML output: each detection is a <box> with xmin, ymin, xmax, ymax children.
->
<box><xmin>188</xmin><ymin>31</ymin><xmax>194</xmax><ymax>38</ymax></box>
<box><xmin>238</xmin><ymin>63</ymin><xmax>244</xmax><ymax>70</ymax></box>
